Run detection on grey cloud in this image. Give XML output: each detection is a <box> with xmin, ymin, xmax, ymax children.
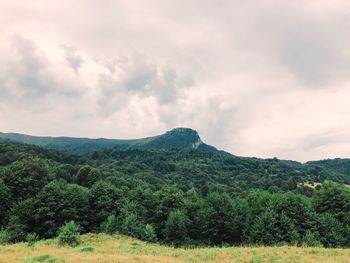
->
<box><xmin>8</xmin><ymin>35</ymin><xmax>54</xmax><ymax>95</ymax></box>
<box><xmin>301</xmin><ymin>131</ymin><xmax>349</xmax><ymax>151</ymax></box>
<box><xmin>122</xmin><ymin>55</ymin><xmax>157</xmax><ymax>92</ymax></box>
<box><xmin>222</xmin><ymin>3</ymin><xmax>350</xmax><ymax>87</ymax></box>
<box><xmin>61</xmin><ymin>45</ymin><xmax>84</xmax><ymax>73</ymax></box>
<box><xmin>0</xmin><ymin>35</ymin><xmax>84</xmax><ymax>114</ymax></box>
<box><xmin>97</xmin><ymin>54</ymin><xmax>194</xmax><ymax>116</ymax></box>
<box><xmin>95</xmin><ymin>55</ymin><xmax>128</xmax><ymax>74</ymax></box>
<box><xmin>97</xmin><ymin>73</ymin><xmax>129</xmax><ymax>117</ymax></box>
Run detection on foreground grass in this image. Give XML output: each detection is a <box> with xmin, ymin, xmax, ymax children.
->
<box><xmin>0</xmin><ymin>234</ymin><xmax>349</xmax><ymax>263</ymax></box>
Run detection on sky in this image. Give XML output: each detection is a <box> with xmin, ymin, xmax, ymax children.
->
<box><xmin>1</xmin><ymin>0</ymin><xmax>350</xmax><ymax>162</ymax></box>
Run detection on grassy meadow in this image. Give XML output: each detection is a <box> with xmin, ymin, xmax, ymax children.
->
<box><xmin>0</xmin><ymin>234</ymin><xmax>349</xmax><ymax>263</ymax></box>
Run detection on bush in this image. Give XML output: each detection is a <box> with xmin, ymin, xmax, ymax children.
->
<box><xmin>100</xmin><ymin>214</ymin><xmax>118</xmax><ymax>234</ymax></box>
<box><xmin>26</xmin><ymin>233</ymin><xmax>39</xmax><ymax>247</ymax></box>
<box><xmin>121</xmin><ymin>213</ymin><xmax>144</xmax><ymax>239</ymax></box>
<box><xmin>57</xmin><ymin>221</ymin><xmax>80</xmax><ymax>247</ymax></box>
<box><xmin>0</xmin><ymin>227</ymin><xmax>10</xmax><ymax>245</ymax></box>
<box><xmin>143</xmin><ymin>224</ymin><xmax>158</xmax><ymax>242</ymax></box>
<box><xmin>22</xmin><ymin>254</ymin><xmax>58</xmax><ymax>263</ymax></box>
<box><xmin>73</xmin><ymin>246</ymin><xmax>95</xmax><ymax>253</ymax></box>
<box><xmin>302</xmin><ymin>230</ymin><xmax>321</xmax><ymax>247</ymax></box>
<box><xmin>6</xmin><ymin>215</ymin><xmax>27</xmax><ymax>242</ymax></box>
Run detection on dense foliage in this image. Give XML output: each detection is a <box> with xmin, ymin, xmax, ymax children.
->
<box><xmin>0</xmin><ymin>141</ymin><xmax>349</xmax><ymax>247</ymax></box>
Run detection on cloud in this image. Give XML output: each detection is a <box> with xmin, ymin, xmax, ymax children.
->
<box><xmin>4</xmin><ymin>35</ymin><xmax>54</xmax><ymax>97</ymax></box>
<box><xmin>96</xmin><ymin>54</ymin><xmax>194</xmax><ymax>116</ymax></box>
<box><xmin>0</xmin><ymin>34</ymin><xmax>86</xmax><ymax>115</ymax></box>
<box><xmin>1</xmin><ymin>0</ymin><xmax>350</xmax><ymax>161</ymax></box>
<box><xmin>61</xmin><ymin>45</ymin><xmax>84</xmax><ymax>73</ymax></box>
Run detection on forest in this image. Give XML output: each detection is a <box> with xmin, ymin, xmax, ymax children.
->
<box><xmin>0</xmin><ymin>140</ymin><xmax>349</xmax><ymax>248</ymax></box>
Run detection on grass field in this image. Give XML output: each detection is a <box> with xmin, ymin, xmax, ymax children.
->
<box><xmin>0</xmin><ymin>233</ymin><xmax>349</xmax><ymax>263</ymax></box>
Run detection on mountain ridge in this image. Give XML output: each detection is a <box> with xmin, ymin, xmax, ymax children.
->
<box><xmin>0</xmin><ymin>127</ymin><xmax>218</xmax><ymax>154</ymax></box>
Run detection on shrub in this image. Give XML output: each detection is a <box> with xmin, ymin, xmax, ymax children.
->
<box><xmin>121</xmin><ymin>213</ymin><xmax>144</xmax><ymax>239</ymax></box>
<box><xmin>73</xmin><ymin>246</ymin><xmax>95</xmax><ymax>253</ymax></box>
<box><xmin>100</xmin><ymin>214</ymin><xmax>118</xmax><ymax>234</ymax></box>
<box><xmin>57</xmin><ymin>221</ymin><xmax>80</xmax><ymax>247</ymax></box>
<box><xmin>302</xmin><ymin>230</ymin><xmax>321</xmax><ymax>247</ymax></box>
<box><xmin>6</xmin><ymin>215</ymin><xmax>27</xmax><ymax>242</ymax></box>
<box><xmin>22</xmin><ymin>254</ymin><xmax>58</xmax><ymax>263</ymax></box>
<box><xmin>0</xmin><ymin>227</ymin><xmax>10</xmax><ymax>245</ymax></box>
<box><xmin>26</xmin><ymin>233</ymin><xmax>39</xmax><ymax>247</ymax></box>
<box><xmin>143</xmin><ymin>224</ymin><xmax>158</xmax><ymax>242</ymax></box>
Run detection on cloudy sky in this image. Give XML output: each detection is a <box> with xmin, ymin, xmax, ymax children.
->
<box><xmin>1</xmin><ymin>0</ymin><xmax>350</xmax><ymax>161</ymax></box>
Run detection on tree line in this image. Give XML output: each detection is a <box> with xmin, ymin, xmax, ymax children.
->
<box><xmin>0</xmin><ymin>157</ymin><xmax>349</xmax><ymax>247</ymax></box>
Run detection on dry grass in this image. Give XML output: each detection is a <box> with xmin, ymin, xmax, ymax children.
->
<box><xmin>0</xmin><ymin>233</ymin><xmax>349</xmax><ymax>263</ymax></box>
<box><xmin>301</xmin><ymin>182</ymin><xmax>322</xmax><ymax>189</ymax></box>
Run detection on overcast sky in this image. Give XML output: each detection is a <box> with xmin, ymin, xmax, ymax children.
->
<box><xmin>1</xmin><ymin>0</ymin><xmax>350</xmax><ymax>161</ymax></box>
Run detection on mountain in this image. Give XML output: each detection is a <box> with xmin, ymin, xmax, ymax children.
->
<box><xmin>0</xmin><ymin>127</ymin><xmax>218</xmax><ymax>154</ymax></box>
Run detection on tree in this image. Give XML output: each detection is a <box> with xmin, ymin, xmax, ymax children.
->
<box><xmin>317</xmin><ymin>213</ymin><xmax>347</xmax><ymax>248</ymax></box>
<box><xmin>77</xmin><ymin>166</ymin><xmax>101</xmax><ymax>188</ymax></box>
<box><xmin>274</xmin><ymin>193</ymin><xmax>316</xmax><ymax>236</ymax></box>
<box><xmin>60</xmin><ymin>184</ymin><xmax>90</xmax><ymax>231</ymax></box>
<box><xmin>6</xmin><ymin>215</ymin><xmax>27</xmax><ymax>243</ymax></box>
<box><xmin>155</xmin><ymin>186</ymin><xmax>184</xmax><ymax>237</ymax></box>
<box><xmin>76</xmin><ymin>165</ymin><xmax>91</xmax><ymax>186</ymax></box>
<box><xmin>0</xmin><ymin>179</ymin><xmax>11</xmax><ymax>226</ymax></box>
<box><xmin>2</xmin><ymin>158</ymin><xmax>52</xmax><ymax>200</ymax></box>
<box><xmin>199</xmin><ymin>193</ymin><xmax>247</xmax><ymax>244</ymax></box>
<box><xmin>164</xmin><ymin>210</ymin><xmax>189</xmax><ymax>246</ymax></box>
<box><xmin>57</xmin><ymin>221</ymin><xmax>80</xmax><ymax>247</ymax></box>
<box><xmin>121</xmin><ymin>213</ymin><xmax>144</xmax><ymax>239</ymax></box>
<box><xmin>247</xmin><ymin>209</ymin><xmax>300</xmax><ymax>245</ymax></box>
<box><xmin>34</xmin><ymin>181</ymin><xmax>89</xmax><ymax>237</ymax></box>
<box><xmin>89</xmin><ymin>181</ymin><xmax>122</xmax><ymax>229</ymax></box>
<box><xmin>313</xmin><ymin>183</ymin><xmax>350</xmax><ymax>225</ymax></box>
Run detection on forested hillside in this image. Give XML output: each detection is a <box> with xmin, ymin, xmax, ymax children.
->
<box><xmin>0</xmin><ymin>140</ymin><xmax>349</xmax><ymax>248</ymax></box>
<box><xmin>0</xmin><ymin>128</ymin><xmax>217</xmax><ymax>153</ymax></box>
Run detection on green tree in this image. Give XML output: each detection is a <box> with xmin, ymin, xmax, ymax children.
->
<box><xmin>164</xmin><ymin>210</ymin><xmax>189</xmax><ymax>246</ymax></box>
<box><xmin>155</xmin><ymin>186</ymin><xmax>184</xmax><ymax>237</ymax></box>
<box><xmin>274</xmin><ymin>193</ymin><xmax>316</xmax><ymax>236</ymax></box>
<box><xmin>6</xmin><ymin>215</ymin><xmax>27</xmax><ymax>242</ymax></box>
<box><xmin>76</xmin><ymin>165</ymin><xmax>92</xmax><ymax>186</ymax></box>
<box><xmin>200</xmin><ymin>193</ymin><xmax>247</xmax><ymax>244</ymax></box>
<box><xmin>2</xmin><ymin>158</ymin><xmax>52</xmax><ymax>200</ymax></box>
<box><xmin>89</xmin><ymin>181</ymin><xmax>122</xmax><ymax>229</ymax></box>
<box><xmin>77</xmin><ymin>166</ymin><xmax>101</xmax><ymax>187</ymax></box>
<box><xmin>34</xmin><ymin>181</ymin><xmax>89</xmax><ymax>237</ymax></box>
<box><xmin>0</xmin><ymin>179</ymin><xmax>11</xmax><ymax>226</ymax></box>
<box><xmin>313</xmin><ymin>183</ymin><xmax>350</xmax><ymax>225</ymax></box>
<box><xmin>317</xmin><ymin>213</ymin><xmax>347</xmax><ymax>248</ymax></box>
<box><xmin>247</xmin><ymin>209</ymin><xmax>300</xmax><ymax>245</ymax></box>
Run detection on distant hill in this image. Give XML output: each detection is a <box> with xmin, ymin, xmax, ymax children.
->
<box><xmin>307</xmin><ymin>158</ymin><xmax>350</xmax><ymax>178</ymax></box>
<box><xmin>0</xmin><ymin>128</ymin><xmax>218</xmax><ymax>154</ymax></box>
